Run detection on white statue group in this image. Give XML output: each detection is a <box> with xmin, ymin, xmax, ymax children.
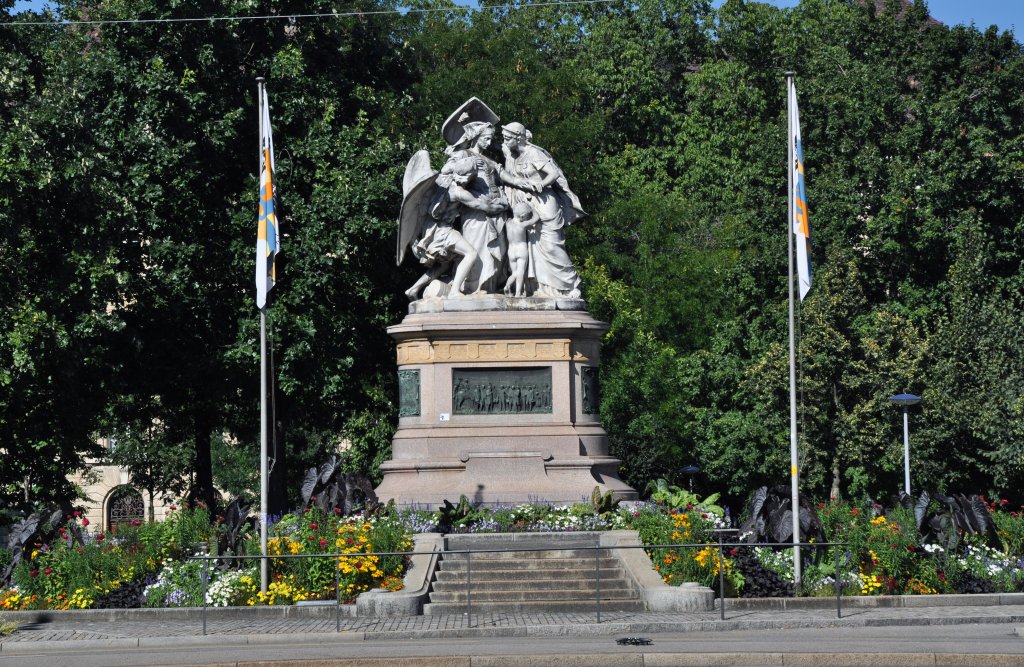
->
<box><xmin>398</xmin><ymin>98</ymin><xmax>584</xmax><ymax>301</ymax></box>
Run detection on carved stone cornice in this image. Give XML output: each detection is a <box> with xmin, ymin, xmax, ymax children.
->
<box><xmin>396</xmin><ymin>338</ymin><xmax>600</xmax><ymax>364</ymax></box>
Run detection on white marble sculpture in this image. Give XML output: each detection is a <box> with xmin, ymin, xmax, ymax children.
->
<box><xmin>397</xmin><ymin>98</ymin><xmax>584</xmax><ymax>300</ymax></box>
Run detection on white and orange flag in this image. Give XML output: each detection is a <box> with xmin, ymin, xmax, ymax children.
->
<box><xmin>789</xmin><ymin>81</ymin><xmax>812</xmax><ymax>301</ymax></box>
<box><xmin>255</xmin><ymin>83</ymin><xmax>278</xmax><ymax>310</ymax></box>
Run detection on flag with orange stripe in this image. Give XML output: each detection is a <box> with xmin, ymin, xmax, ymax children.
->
<box><xmin>255</xmin><ymin>84</ymin><xmax>278</xmax><ymax>310</ymax></box>
<box><xmin>789</xmin><ymin>82</ymin><xmax>812</xmax><ymax>301</ymax></box>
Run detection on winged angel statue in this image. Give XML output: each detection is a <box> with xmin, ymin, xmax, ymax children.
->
<box><xmin>397</xmin><ymin>98</ymin><xmax>584</xmax><ymax>300</ymax></box>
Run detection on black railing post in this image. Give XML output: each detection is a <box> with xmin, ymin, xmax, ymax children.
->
<box><xmin>595</xmin><ymin>544</ymin><xmax>602</xmax><ymax>624</ymax></box>
<box><xmin>717</xmin><ymin>534</ymin><xmax>726</xmax><ymax>621</ymax></box>
<box><xmin>201</xmin><ymin>548</ymin><xmax>209</xmax><ymax>636</ymax></box>
<box><xmin>335</xmin><ymin>549</ymin><xmax>342</xmax><ymax>632</ymax></box>
<box><xmin>466</xmin><ymin>549</ymin><xmax>472</xmax><ymax>627</ymax></box>
<box><xmin>835</xmin><ymin>542</ymin><xmax>842</xmax><ymax>619</ymax></box>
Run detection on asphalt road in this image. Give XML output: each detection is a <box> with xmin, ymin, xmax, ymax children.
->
<box><xmin>3</xmin><ymin>623</ymin><xmax>1023</xmax><ymax>666</ymax></box>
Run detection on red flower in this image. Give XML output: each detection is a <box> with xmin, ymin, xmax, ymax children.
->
<box><xmin>215</xmin><ymin>515</ymin><xmax>224</xmax><ymax>523</ymax></box>
<box><xmin>333</xmin><ymin>508</ymin><xmax>343</xmax><ymax>516</ymax></box>
<box><xmin>319</xmin><ymin>539</ymin><xmax>328</xmax><ymax>548</ymax></box>
<box><xmin>169</xmin><ymin>504</ymin><xmax>177</xmax><ymax>511</ymax></box>
<box><xmin>81</xmin><ymin>518</ymin><xmax>90</xmax><ymax>526</ymax></box>
<box><xmin>729</xmin><ymin>549</ymin><xmax>738</xmax><ymax>556</ymax></box>
<box><xmin>310</xmin><ymin>522</ymin><xmax>319</xmax><ymax>530</ymax></box>
<box><xmin>851</xmin><ymin>508</ymin><xmax>859</xmax><ymax>516</ymax></box>
<box><xmin>97</xmin><ymin>533</ymin><xmax>105</xmax><ymax>541</ymax></box>
<box><xmin>130</xmin><ymin>519</ymin><xmax>141</xmax><ymax>527</ymax></box>
<box><xmin>44</xmin><ymin>567</ymin><xmax>53</xmax><ymax>575</ymax></box>
<box><xmin>938</xmin><ymin>572</ymin><xmax>946</xmax><ymax>582</ymax></box>
<box><xmin>817</xmin><ymin>503</ymin><xmax>826</xmax><ymax>509</ymax></box>
<box><xmin>1000</xmin><ymin>499</ymin><xmax>1008</xmax><ymax>505</ymax></box>
<box><xmin>346</xmin><ymin>538</ymin><xmax>354</xmax><ymax>545</ymax></box>
<box><xmin>73</xmin><ymin>511</ymin><xmax>81</xmax><ymax>517</ymax></box>
<box><xmin>310</xmin><ymin>496</ymin><xmax>318</xmax><ymax>502</ymax></box>
<box><xmin>29</xmin><ymin>570</ymin><xmax>38</xmax><ymax>577</ymax></box>
<box><xmin>686</xmin><ymin>504</ymin><xmax>694</xmax><ymax>510</ymax></box>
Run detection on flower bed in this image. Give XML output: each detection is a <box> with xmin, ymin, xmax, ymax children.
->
<box><xmin>3</xmin><ymin>495</ymin><xmax>1022</xmax><ymax>609</ymax></box>
<box><xmin>1</xmin><ymin>502</ymin><xmax>412</xmax><ymax>611</ymax></box>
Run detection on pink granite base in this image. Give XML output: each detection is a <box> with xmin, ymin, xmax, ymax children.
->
<box><xmin>375</xmin><ymin>302</ymin><xmax>638</xmax><ymax>507</ymax></box>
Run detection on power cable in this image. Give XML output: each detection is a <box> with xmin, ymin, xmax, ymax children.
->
<box><xmin>3</xmin><ymin>0</ymin><xmax>614</xmax><ymax>27</ymax></box>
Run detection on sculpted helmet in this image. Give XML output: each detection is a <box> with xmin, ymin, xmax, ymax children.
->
<box><xmin>501</xmin><ymin>121</ymin><xmax>528</xmax><ymax>139</ymax></box>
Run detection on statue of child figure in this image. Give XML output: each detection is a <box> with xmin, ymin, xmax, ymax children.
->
<box><xmin>503</xmin><ymin>201</ymin><xmax>539</xmax><ymax>297</ymax></box>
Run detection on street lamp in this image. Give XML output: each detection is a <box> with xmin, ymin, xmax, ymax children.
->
<box><xmin>888</xmin><ymin>393</ymin><xmax>922</xmax><ymax>495</ymax></box>
<box><xmin>679</xmin><ymin>465</ymin><xmax>701</xmax><ymax>493</ymax></box>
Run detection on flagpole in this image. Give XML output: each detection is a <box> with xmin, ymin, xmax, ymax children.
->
<box><xmin>785</xmin><ymin>71</ymin><xmax>802</xmax><ymax>589</ymax></box>
<box><xmin>257</xmin><ymin>76</ymin><xmax>269</xmax><ymax>596</ymax></box>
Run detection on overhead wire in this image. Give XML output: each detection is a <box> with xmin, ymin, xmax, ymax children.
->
<box><xmin>2</xmin><ymin>0</ymin><xmax>614</xmax><ymax>27</ymax></box>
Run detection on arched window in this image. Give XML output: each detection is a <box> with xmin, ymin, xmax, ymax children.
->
<box><xmin>107</xmin><ymin>486</ymin><xmax>144</xmax><ymax>528</ymax></box>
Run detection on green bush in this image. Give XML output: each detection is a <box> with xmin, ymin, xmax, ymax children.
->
<box><xmin>144</xmin><ymin>559</ymin><xmax>206</xmax><ymax>607</ymax></box>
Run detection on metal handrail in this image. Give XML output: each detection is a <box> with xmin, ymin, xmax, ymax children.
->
<box><xmin>189</xmin><ymin>539</ymin><xmax>850</xmax><ymax>633</ymax></box>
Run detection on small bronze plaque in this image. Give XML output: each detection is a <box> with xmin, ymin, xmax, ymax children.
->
<box><xmin>398</xmin><ymin>369</ymin><xmax>421</xmax><ymax>417</ymax></box>
<box><xmin>581</xmin><ymin>366</ymin><xmax>600</xmax><ymax>415</ymax></box>
<box><xmin>453</xmin><ymin>367</ymin><xmax>552</xmax><ymax>415</ymax></box>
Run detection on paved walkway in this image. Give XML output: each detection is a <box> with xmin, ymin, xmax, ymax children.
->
<box><xmin>4</xmin><ymin>601</ymin><xmax>1024</xmax><ymax>645</ymax></box>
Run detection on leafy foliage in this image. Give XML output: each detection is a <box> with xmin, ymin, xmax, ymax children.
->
<box><xmin>645</xmin><ymin>479</ymin><xmax>724</xmax><ymax>516</ymax></box>
<box><xmin>901</xmin><ymin>491</ymin><xmax>999</xmax><ymax>552</ymax></box>
<box><xmin>2</xmin><ymin>0</ymin><xmax>1024</xmax><ymax>516</ymax></box>
<box><xmin>738</xmin><ymin>486</ymin><xmax>824</xmax><ymax>544</ymax></box>
<box><xmin>300</xmin><ymin>456</ymin><xmax>380</xmax><ymax>516</ymax></box>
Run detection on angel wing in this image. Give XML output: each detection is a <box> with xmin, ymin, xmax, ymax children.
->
<box><xmin>397</xmin><ymin>150</ymin><xmax>439</xmax><ymax>266</ymax></box>
<box><xmin>441</xmin><ymin>97</ymin><xmax>499</xmax><ymax>146</ymax></box>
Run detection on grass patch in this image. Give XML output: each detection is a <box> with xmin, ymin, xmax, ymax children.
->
<box><xmin>0</xmin><ymin>618</ymin><xmax>17</xmax><ymax>637</ymax></box>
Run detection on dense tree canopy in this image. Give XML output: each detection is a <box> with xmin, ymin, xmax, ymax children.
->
<box><xmin>1</xmin><ymin>0</ymin><xmax>1022</xmax><ymax>515</ymax></box>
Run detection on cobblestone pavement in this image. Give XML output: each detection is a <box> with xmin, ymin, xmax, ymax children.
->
<box><xmin>6</xmin><ymin>604</ymin><xmax>1024</xmax><ymax>644</ymax></box>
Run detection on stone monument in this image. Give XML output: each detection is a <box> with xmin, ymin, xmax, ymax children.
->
<box><xmin>375</xmin><ymin>98</ymin><xmax>638</xmax><ymax>506</ymax></box>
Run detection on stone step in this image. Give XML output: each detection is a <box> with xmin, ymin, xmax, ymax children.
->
<box><xmin>436</xmin><ymin>557</ymin><xmax>621</xmax><ymax>571</ymax></box>
<box><xmin>434</xmin><ymin>566</ymin><xmax>626</xmax><ymax>581</ymax></box>
<box><xmin>431</xmin><ymin>578</ymin><xmax>635</xmax><ymax>593</ymax></box>
<box><xmin>429</xmin><ymin>588</ymin><xmax>639</xmax><ymax>603</ymax></box>
<box><xmin>440</xmin><ymin>548</ymin><xmax>607</xmax><ymax>560</ymax></box>
<box><xmin>423</xmin><ymin>599</ymin><xmax>646</xmax><ymax>615</ymax></box>
<box><xmin>443</xmin><ymin>533</ymin><xmax>603</xmax><ymax>550</ymax></box>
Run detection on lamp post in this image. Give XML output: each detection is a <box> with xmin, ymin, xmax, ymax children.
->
<box><xmin>888</xmin><ymin>393</ymin><xmax>921</xmax><ymax>495</ymax></box>
<box><xmin>679</xmin><ymin>465</ymin><xmax>701</xmax><ymax>493</ymax></box>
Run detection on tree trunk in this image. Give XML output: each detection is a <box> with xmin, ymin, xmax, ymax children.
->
<box><xmin>268</xmin><ymin>403</ymin><xmax>289</xmax><ymax>518</ymax></box>
<box><xmin>830</xmin><ymin>457</ymin><xmax>841</xmax><ymax>501</ymax></box>
<box><xmin>193</xmin><ymin>410</ymin><xmax>217</xmax><ymax>514</ymax></box>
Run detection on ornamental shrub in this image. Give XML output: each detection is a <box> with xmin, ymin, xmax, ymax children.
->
<box><xmin>258</xmin><ymin>506</ymin><xmax>413</xmax><ymax>603</ymax></box>
<box><xmin>863</xmin><ymin>508</ymin><xmax>919</xmax><ymax>594</ymax></box>
<box><xmin>205</xmin><ymin>567</ymin><xmax>259</xmax><ymax>607</ymax></box>
<box><xmin>992</xmin><ymin>505</ymin><xmax>1024</xmax><ymax>558</ymax></box>
<box><xmin>9</xmin><ymin>516</ymin><xmax>165</xmax><ymax>610</ymax></box>
<box><xmin>143</xmin><ymin>559</ymin><xmax>206</xmax><ymax>607</ymax></box>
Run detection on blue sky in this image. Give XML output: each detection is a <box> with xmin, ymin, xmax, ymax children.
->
<box><xmin>9</xmin><ymin>0</ymin><xmax>1024</xmax><ymax>34</ymax></box>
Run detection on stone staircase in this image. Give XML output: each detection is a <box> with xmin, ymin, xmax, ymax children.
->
<box><xmin>423</xmin><ymin>532</ymin><xmax>645</xmax><ymax>614</ymax></box>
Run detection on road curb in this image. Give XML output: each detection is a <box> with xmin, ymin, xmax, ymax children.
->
<box><xmin>41</xmin><ymin>653</ymin><xmax>1022</xmax><ymax>667</ymax></box>
<box><xmin>4</xmin><ymin>611</ymin><xmax>1024</xmax><ymax>653</ymax></box>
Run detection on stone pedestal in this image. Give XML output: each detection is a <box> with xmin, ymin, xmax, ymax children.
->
<box><xmin>374</xmin><ymin>297</ymin><xmax>637</xmax><ymax>507</ymax></box>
